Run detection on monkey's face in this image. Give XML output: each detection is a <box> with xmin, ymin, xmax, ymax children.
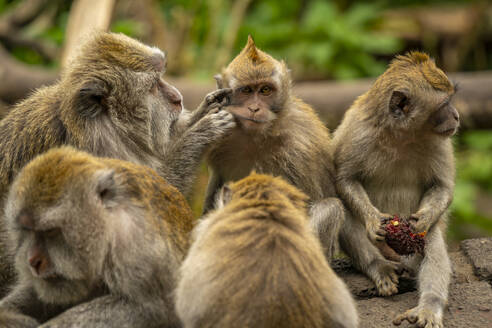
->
<box><xmin>5</xmin><ymin>152</ymin><xmax>113</xmax><ymax>305</ymax></box>
<box><xmin>388</xmin><ymin>88</ymin><xmax>459</xmax><ymax>138</ymax></box>
<box><xmin>225</xmin><ymin>82</ymin><xmax>281</xmax><ymax>132</ymax></box>
<box><xmin>64</xmin><ymin>32</ymin><xmax>184</xmax><ymax>157</ymax></box>
<box><xmin>8</xmin><ymin>206</ymin><xmax>104</xmax><ymax>305</ymax></box>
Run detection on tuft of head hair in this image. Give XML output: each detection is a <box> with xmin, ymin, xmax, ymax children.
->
<box><xmin>229</xmin><ymin>172</ymin><xmax>309</xmax><ymax>212</ymax></box>
<box><xmin>66</xmin><ymin>31</ymin><xmax>165</xmax><ymax>74</ymax></box>
<box><xmin>222</xmin><ymin>35</ymin><xmax>289</xmax><ymax>87</ymax></box>
<box><xmin>389</xmin><ymin>51</ymin><xmax>454</xmax><ymax>93</ymax></box>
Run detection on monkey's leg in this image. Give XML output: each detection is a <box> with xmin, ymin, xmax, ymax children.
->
<box><xmin>309</xmin><ymin>197</ymin><xmax>344</xmax><ymax>260</ymax></box>
<box><xmin>339</xmin><ymin>217</ymin><xmax>400</xmax><ymax>296</ymax></box>
<box><xmin>393</xmin><ymin>226</ymin><xmax>450</xmax><ymax>328</ymax></box>
<box><xmin>202</xmin><ymin>170</ymin><xmax>223</xmax><ymax>215</ymax></box>
<box><xmin>39</xmin><ymin>295</ymin><xmax>178</xmax><ymax>328</ymax></box>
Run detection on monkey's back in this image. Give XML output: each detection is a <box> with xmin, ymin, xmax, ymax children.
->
<box><xmin>177</xmin><ymin>200</ymin><xmax>348</xmax><ymax>328</ymax></box>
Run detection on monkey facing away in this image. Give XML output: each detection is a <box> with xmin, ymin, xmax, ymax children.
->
<box><xmin>176</xmin><ymin>173</ymin><xmax>359</xmax><ymax>328</ymax></box>
<box><xmin>0</xmin><ymin>31</ymin><xmax>235</xmax><ymax>294</ymax></box>
<box><xmin>333</xmin><ymin>52</ymin><xmax>458</xmax><ymax>328</ymax></box>
<box><xmin>0</xmin><ymin>147</ymin><xmax>194</xmax><ymax>328</ymax></box>
<box><xmin>204</xmin><ymin>36</ymin><xmax>343</xmax><ymax>259</ymax></box>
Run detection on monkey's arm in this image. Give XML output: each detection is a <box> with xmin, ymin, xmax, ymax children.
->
<box><xmin>38</xmin><ymin>295</ymin><xmax>162</xmax><ymax>328</ymax></box>
<box><xmin>202</xmin><ymin>169</ymin><xmax>223</xmax><ymax>214</ymax></box>
<box><xmin>0</xmin><ymin>284</ymin><xmax>57</xmax><ymax>326</ymax></box>
<box><xmin>178</xmin><ymin>88</ymin><xmax>233</xmax><ymax>131</ymax></box>
<box><xmin>161</xmin><ymin>108</ymin><xmax>235</xmax><ymax>196</ymax></box>
<box><xmin>336</xmin><ymin>177</ymin><xmax>390</xmax><ymax>243</ymax></box>
<box><xmin>411</xmin><ymin>179</ymin><xmax>453</xmax><ymax>233</ymax></box>
<box><xmin>309</xmin><ymin>198</ymin><xmax>344</xmax><ymax>259</ymax></box>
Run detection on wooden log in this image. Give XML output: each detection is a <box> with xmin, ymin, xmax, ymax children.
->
<box><xmin>171</xmin><ymin>71</ymin><xmax>492</xmax><ymax>130</ymax></box>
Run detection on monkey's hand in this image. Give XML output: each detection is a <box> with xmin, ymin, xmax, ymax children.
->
<box><xmin>409</xmin><ymin>212</ymin><xmax>431</xmax><ymax>234</ymax></box>
<box><xmin>194</xmin><ymin>107</ymin><xmax>236</xmax><ymax>142</ymax></box>
<box><xmin>365</xmin><ymin>213</ymin><xmax>392</xmax><ymax>244</ymax></box>
<box><xmin>393</xmin><ymin>305</ymin><xmax>443</xmax><ymax>328</ymax></box>
<box><xmin>189</xmin><ymin>88</ymin><xmax>233</xmax><ymax>127</ymax></box>
<box><xmin>0</xmin><ymin>309</ymin><xmax>39</xmax><ymax>328</ymax></box>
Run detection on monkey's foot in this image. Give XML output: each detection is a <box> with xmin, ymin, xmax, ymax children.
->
<box><xmin>368</xmin><ymin>259</ymin><xmax>399</xmax><ymax>296</ymax></box>
<box><xmin>393</xmin><ymin>306</ymin><xmax>443</xmax><ymax>328</ymax></box>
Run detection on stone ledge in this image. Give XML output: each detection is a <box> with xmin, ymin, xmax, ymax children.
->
<box><xmin>333</xmin><ymin>238</ymin><xmax>492</xmax><ymax>327</ymax></box>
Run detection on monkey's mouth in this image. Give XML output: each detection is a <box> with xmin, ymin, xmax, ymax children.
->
<box><xmin>439</xmin><ymin>127</ymin><xmax>457</xmax><ymax>137</ymax></box>
<box><xmin>231</xmin><ymin>113</ymin><xmax>267</xmax><ymax>124</ymax></box>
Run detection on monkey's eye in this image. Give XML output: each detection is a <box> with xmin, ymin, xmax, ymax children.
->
<box><xmin>43</xmin><ymin>228</ymin><xmax>60</xmax><ymax>239</ymax></box>
<box><xmin>240</xmin><ymin>86</ymin><xmax>253</xmax><ymax>94</ymax></box>
<box><xmin>259</xmin><ymin>85</ymin><xmax>272</xmax><ymax>96</ymax></box>
<box><xmin>150</xmin><ymin>81</ymin><xmax>159</xmax><ymax>94</ymax></box>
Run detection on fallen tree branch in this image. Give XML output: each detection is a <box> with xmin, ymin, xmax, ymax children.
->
<box><xmin>171</xmin><ymin>70</ymin><xmax>492</xmax><ymax>130</ymax></box>
<box><xmin>0</xmin><ymin>44</ymin><xmax>57</xmax><ymax>104</ymax></box>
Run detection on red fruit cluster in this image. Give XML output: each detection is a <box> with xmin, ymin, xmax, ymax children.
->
<box><xmin>384</xmin><ymin>215</ymin><xmax>426</xmax><ymax>256</ymax></box>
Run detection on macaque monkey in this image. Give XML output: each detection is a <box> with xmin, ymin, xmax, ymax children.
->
<box><xmin>0</xmin><ymin>147</ymin><xmax>194</xmax><ymax>327</ymax></box>
<box><xmin>204</xmin><ymin>36</ymin><xmax>343</xmax><ymax>259</ymax></box>
<box><xmin>0</xmin><ymin>31</ymin><xmax>235</xmax><ymax>293</ymax></box>
<box><xmin>333</xmin><ymin>52</ymin><xmax>458</xmax><ymax>328</ymax></box>
<box><xmin>176</xmin><ymin>173</ymin><xmax>359</xmax><ymax>328</ymax></box>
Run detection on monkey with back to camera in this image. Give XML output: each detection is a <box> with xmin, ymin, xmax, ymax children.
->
<box><xmin>204</xmin><ymin>36</ymin><xmax>344</xmax><ymax>259</ymax></box>
<box><xmin>176</xmin><ymin>173</ymin><xmax>359</xmax><ymax>328</ymax></box>
<box><xmin>0</xmin><ymin>31</ymin><xmax>235</xmax><ymax>294</ymax></box>
<box><xmin>333</xmin><ymin>52</ymin><xmax>459</xmax><ymax>328</ymax></box>
<box><xmin>0</xmin><ymin>146</ymin><xmax>194</xmax><ymax>328</ymax></box>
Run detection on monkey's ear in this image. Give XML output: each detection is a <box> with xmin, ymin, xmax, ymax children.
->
<box><xmin>389</xmin><ymin>90</ymin><xmax>410</xmax><ymax>118</ymax></box>
<box><xmin>95</xmin><ymin>169</ymin><xmax>117</xmax><ymax>206</ymax></box>
<box><xmin>216</xmin><ymin>184</ymin><xmax>232</xmax><ymax>209</ymax></box>
<box><xmin>214</xmin><ymin>74</ymin><xmax>224</xmax><ymax>89</ymax></box>
<box><xmin>76</xmin><ymin>81</ymin><xmax>109</xmax><ymax>118</ymax></box>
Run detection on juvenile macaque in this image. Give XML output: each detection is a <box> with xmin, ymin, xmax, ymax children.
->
<box><xmin>205</xmin><ymin>36</ymin><xmax>343</xmax><ymax>259</ymax></box>
<box><xmin>176</xmin><ymin>173</ymin><xmax>358</xmax><ymax>328</ymax></box>
<box><xmin>0</xmin><ymin>31</ymin><xmax>234</xmax><ymax>293</ymax></box>
<box><xmin>0</xmin><ymin>147</ymin><xmax>194</xmax><ymax>328</ymax></box>
<box><xmin>333</xmin><ymin>52</ymin><xmax>458</xmax><ymax>328</ymax></box>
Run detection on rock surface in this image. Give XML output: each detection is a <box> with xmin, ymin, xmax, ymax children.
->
<box><xmin>334</xmin><ymin>238</ymin><xmax>492</xmax><ymax>327</ymax></box>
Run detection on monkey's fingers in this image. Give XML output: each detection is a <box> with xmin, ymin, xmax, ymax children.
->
<box><xmin>205</xmin><ymin>88</ymin><xmax>233</xmax><ymax>106</ymax></box>
<box><xmin>393</xmin><ymin>311</ymin><xmax>418</xmax><ymax>326</ymax></box>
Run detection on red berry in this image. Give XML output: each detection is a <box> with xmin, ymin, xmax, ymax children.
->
<box><xmin>384</xmin><ymin>215</ymin><xmax>426</xmax><ymax>256</ymax></box>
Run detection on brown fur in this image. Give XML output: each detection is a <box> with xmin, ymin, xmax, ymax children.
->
<box><xmin>0</xmin><ymin>147</ymin><xmax>193</xmax><ymax>327</ymax></box>
<box><xmin>333</xmin><ymin>52</ymin><xmax>456</xmax><ymax>328</ymax></box>
<box><xmin>205</xmin><ymin>37</ymin><xmax>343</xmax><ymax>259</ymax></box>
<box><xmin>176</xmin><ymin>173</ymin><xmax>358</xmax><ymax>328</ymax></box>
<box><xmin>0</xmin><ymin>31</ymin><xmax>234</xmax><ymax>294</ymax></box>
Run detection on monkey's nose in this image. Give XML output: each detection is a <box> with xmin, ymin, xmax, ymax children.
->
<box><xmin>248</xmin><ymin>107</ymin><xmax>260</xmax><ymax>113</ymax></box>
<box><xmin>29</xmin><ymin>255</ymin><xmax>47</xmax><ymax>275</ymax></box>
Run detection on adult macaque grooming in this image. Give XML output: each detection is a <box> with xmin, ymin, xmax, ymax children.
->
<box><xmin>333</xmin><ymin>52</ymin><xmax>458</xmax><ymax>328</ymax></box>
<box><xmin>0</xmin><ymin>31</ymin><xmax>235</xmax><ymax>293</ymax></box>
<box><xmin>0</xmin><ymin>147</ymin><xmax>194</xmax><ymax>328</ymax></box>
<box><xmin>204</xmin><ymin>36</ymin><xmax>343</xmax><ymax>258</ymax></box>
<box><xmin>176</xmin><ymin>173</ymin><xmax>358</xmax><ymax>328</ymax></box>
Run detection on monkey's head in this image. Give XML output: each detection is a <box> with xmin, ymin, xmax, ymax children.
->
<box><xmin>215</xmin><ymin>36</ymin><xmax>291</xmax><ymax>134</ymax></box>
<box><xmin>5</xmin><ymin>147</ymin><xmax>142</xmax><ymax>305</ymax></box>
<box><xmin>61</xmin><ymin>32</ymin><xmax>183</xmax><ymax>154</ymax></box>
<box><xmin>216</xmin><ymin>173</ymin><xmax>308</xmax><ymax>213</ymax></box>
<box><xmin>369</xmin><ymin>51</ymin><xmax>459</xmax><ymax>138</ymax></box>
